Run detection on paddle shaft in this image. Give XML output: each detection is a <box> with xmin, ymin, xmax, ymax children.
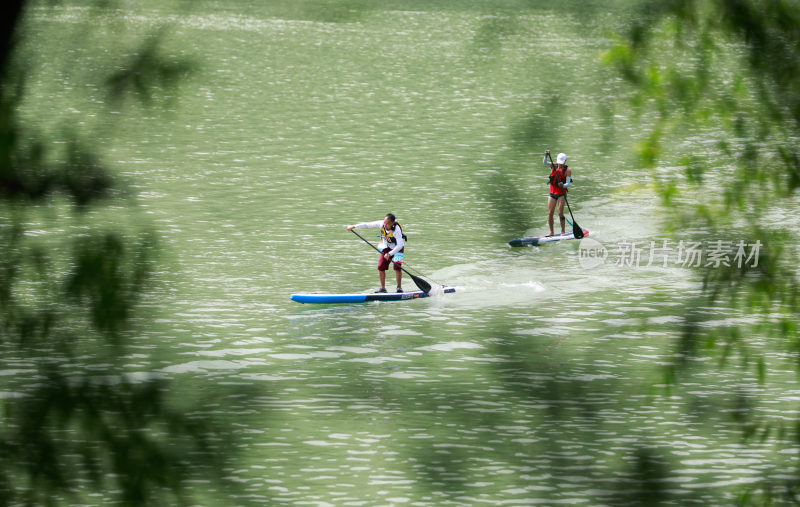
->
<box><xmin>547</xmin><ymin>152</ymin><xmax>584</xmax><ymax>239</ymax></box>
<box><xmin>350</xmin><ymin>229</ymin><xmax>431</xmax><ymax>293</ymax></box>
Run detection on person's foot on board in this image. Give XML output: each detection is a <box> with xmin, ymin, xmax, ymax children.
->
<box><xmin>396</xmin><ymin>286</ymin><xmax>403</xmax><ymax>293</ymax></box>
<box><xmin>374</xmin><ymin>288</ymin><xmax>387</xmax><ymax>293</ymax></box>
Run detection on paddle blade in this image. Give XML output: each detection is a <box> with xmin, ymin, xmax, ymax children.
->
<box><xmin>573</xmin><ymin>223</ymin><xmax>585</xmax><ymax>239</ymax></box>
<box><xmin>409</xmin><ymin>273</ymin><xmax>432</xmax><ymax>293</ymax></box>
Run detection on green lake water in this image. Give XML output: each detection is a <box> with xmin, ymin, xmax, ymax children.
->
<box><xmin>10</xmin><ymin>1</ymin><xmax>800</xmax><ymax>504</ymax></box>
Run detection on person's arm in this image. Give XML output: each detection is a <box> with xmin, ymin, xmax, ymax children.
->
<box><xmin>387</xmin><ymin>224</ymin><xmax>404</xmax><ymax>255</ymax></box>
<box><xmin>563</xmin><ymin>167</ymin><xmax>572</xmax><ymax>188</ymax></box>
<box><xmin>346</xmin><ymin>220</ymin><xmax>383</xmax><ymax>230</ymax></box>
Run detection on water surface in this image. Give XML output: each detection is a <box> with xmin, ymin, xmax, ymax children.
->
<box><xmin>12</xmin><ymin>2</ymin><xmax>798</xmax><ymax>504</ymax></box>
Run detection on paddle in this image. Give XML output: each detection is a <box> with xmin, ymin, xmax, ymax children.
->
<box><xmin>350</xmin><ymin>229</ymin><xmax>432</xmax><ymax>293</ymax></box>
<box><xmin>547</xmin><ymin>152</ymin><xmax>584</xmax><ymax>239</ymax></box>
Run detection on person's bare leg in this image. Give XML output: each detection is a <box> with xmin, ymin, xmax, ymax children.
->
<box><xmin>547</xmin><ymin>197</ymin><xmax>556</xmax><ymax>236</ymax></box>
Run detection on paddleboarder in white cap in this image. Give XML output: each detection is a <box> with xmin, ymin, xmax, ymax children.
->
<box><xmin>543</xmin><ymin>150</ymin><xmax>572</xmax><ymax>236</ymax></box>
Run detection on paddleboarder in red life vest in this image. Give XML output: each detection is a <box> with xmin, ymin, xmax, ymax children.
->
<box><xmin>544</xmin><ymin>150</ymin><xmax>572</xmax><ymax>236</ymax></box>
<box><xmin>346</xmin><ymin>213</ymin><xmax>406</xmax><ymax>293</ymax></box>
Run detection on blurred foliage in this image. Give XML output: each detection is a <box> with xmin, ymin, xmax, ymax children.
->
<box><xmin>105</xmin><ymin>30</ymin><xmax>194</xmax><ymax>108</ymax></box>
<box><xmin>0</xmin><ymin>1</ymin><xmax>247</xmax><ymax>504</ymax></box>
<box><xmin>604</xmin><ymin>0</ymin><xmax>800</xmax><ymax>501</ymax></box>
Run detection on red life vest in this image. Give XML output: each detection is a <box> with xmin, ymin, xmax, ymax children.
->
<box><xmin>549</xmin><ymin>165</ymin><xmax>568</xmax><ymax>196</ymax></box>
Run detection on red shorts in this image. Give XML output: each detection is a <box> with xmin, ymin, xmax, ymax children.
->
<box><xmin>378</xmin><ymin>247</ymin><xmax>403</xmax><ymax>272</ymax></box>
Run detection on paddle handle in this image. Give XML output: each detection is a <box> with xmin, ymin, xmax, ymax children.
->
<box><xmin>546</xmin><ymin>151</ymin><xmax>556</xmax><ymax>170</ymax></box>
<box><xmin>350</xmin><ymin>228</ymin><xmax>388</xmax><ymax>256</ymax></box>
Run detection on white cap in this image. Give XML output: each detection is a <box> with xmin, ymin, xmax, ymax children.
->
<box><xmin>556</xmin><ymin>153</ymin><xmax>567</xmax><ymax>164</ymax></box>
